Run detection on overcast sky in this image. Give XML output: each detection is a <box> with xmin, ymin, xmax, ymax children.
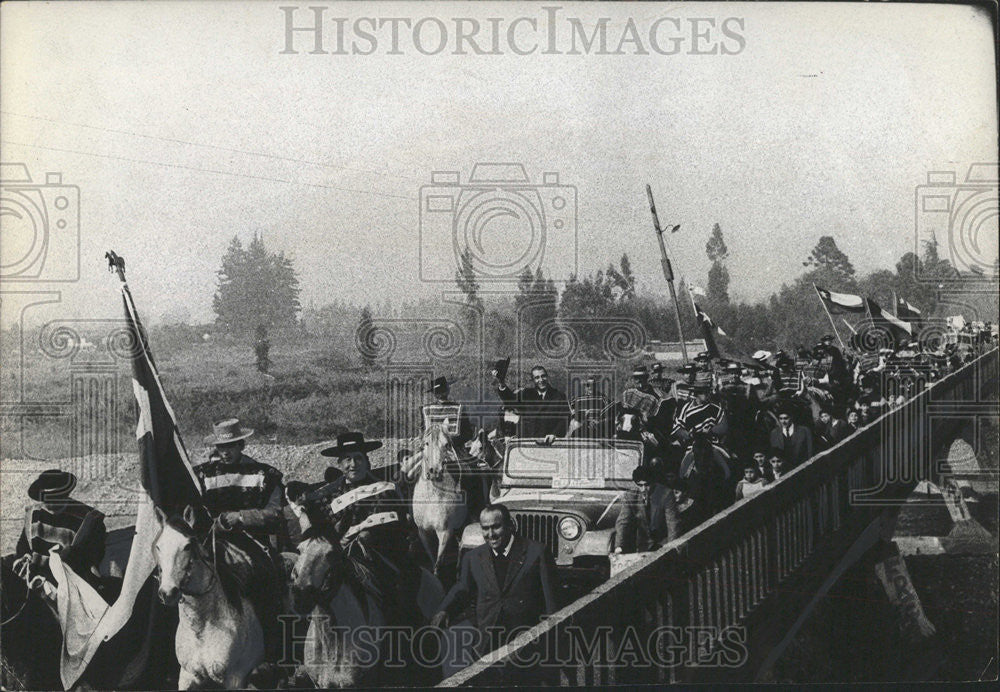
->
<box><xmin>1</xmin><ymin>1</ymin><xmax>997</xmax><ymax>328</ymax></box>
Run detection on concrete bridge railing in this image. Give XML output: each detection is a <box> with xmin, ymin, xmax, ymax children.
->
<box><xmin>440</xmin><ymin>348</ymin><xmax>998</xmax><ymax>686</ymax></box>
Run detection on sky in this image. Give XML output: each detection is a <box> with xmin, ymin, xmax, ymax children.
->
<box><xmin>1</xmin><ymin>1</ymin><xmax>997</xmax><ymax>329</ymax></box>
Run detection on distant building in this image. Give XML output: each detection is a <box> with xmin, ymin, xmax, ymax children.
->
<box><xmin>644</xmin><ymin>338</ymin><xmax>707</xmax><ymax>363</ymax></box>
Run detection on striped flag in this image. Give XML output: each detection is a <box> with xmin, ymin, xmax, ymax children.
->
<box><xmin>865</xmin><ymin>297</ymin><xmax>914</xmax><ymax>345</ymax></box>
<box><xmin>895</xmin><ymin>295</ymin><xmax>923</xmax><ymax>324</ymax></box>
<box><xmin>815</xmin><ymin>285</ymin><xmax>866</xmax><ymax>313</ymax></box>
<box><xmin>50</xmin><ymin>256</ymin><xmax>201</xmax><ymax>688</ymax></box>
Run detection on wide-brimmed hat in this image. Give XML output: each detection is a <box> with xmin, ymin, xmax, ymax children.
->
<box><xmin>320</xmin><ymin>431</ymin><xmax>383</xmax><ymax>457</ymax></box>
<box><xmin>631</xmin><ymin>365</ymin><xmax>649</xmax><ymax>378</ymax></box>
<box><xmin>650</xmin><ymin>362</ymin><xmax>664</xmax><ymax>374</ymax></box>
<box><xmin>28</xmin><ymin>469</ymin><xmax>78</xmax><ymax>502</ymax></box>
<box><xmin>752</xmin><ymin>350</ymin><xmax>772</xmax><ymax>361</ymax></box>
<box><xmin>490</xmin><ymin>357</ymin><xmax>511</xmax><ymax>382</ymax></box>
<box><xmin>426</xmin><ymin>376</ymin><xmax>460</xmax><ymax>393</ymax></box>
<box><xmin>204</xmin><ymin>418</ymin><xmax>254</xmax><ymax>445</ymax></box>
<box><xmin>694</xmin><ymin>351</ymin><xmax>712</xmax><ymax>361</ymax></box>
<box><xmin>820</xmin><ymin>334</ymin><xmax>835</xmax><ymax>343</ymax></box>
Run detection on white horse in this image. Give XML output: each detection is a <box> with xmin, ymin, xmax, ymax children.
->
<box><xmin>152</xmin><ymin>506</ymin><xmax>264</xmax><ymax>690</ymax></box>
<box><xmin>289</xmin><ymin>529</ymin><xmax>444</xmax><ymax>688</ymax></box>
<box><xmin>400</xmin><ymin>423</ymin><xmax>469</xmax><ymax>579</ymax></box>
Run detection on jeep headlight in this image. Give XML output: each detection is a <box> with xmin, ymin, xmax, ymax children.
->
<box><xmin>559</xmin><ymin>516</ymin><xmax>582</xmax><ymax>541</ymax></box>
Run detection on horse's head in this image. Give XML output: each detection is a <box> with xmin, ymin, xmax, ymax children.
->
<box><xmin>467</xmin><ymin>428</ymin><xmax>500</xmax><ymax>468</ymax></box>
<box><xmin>290</xmin><ymin>526</ymin><xmax>345</xmax><ymax>614</ymax></box>
<box><xmin>421</xmin><ymin>423</ymin><xmax>456</xmax><ymax>482</ymax></box>
<box><xmin>615</xmin><ymin>407</ymin><xmax>643</xmax><ymax>441</ymax></box>
<box><xmin>152</xmin><ymin>504</ymin><xmax>212</xmax><ymax>606</ymax></box>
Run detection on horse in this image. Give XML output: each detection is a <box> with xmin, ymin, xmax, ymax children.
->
<box><xmin>466</xmin><ymin>427</ymin><xmax>503</xmax><ymax>505</ymax></box>
<box><xmin>289</xmin><ymin>527</ymin><xmax>444</xmax><ymax>688</ymax></box>
<box><xmin>679</xmin><ymin>434</ymin><xmax>734</xmax><ymax>526</ymax></box>
<box><xmin>400</xmin><ymin>423</ymin><xmax>469</xmax><ymax>581</ymax></box>
<box><xmin>152</xmin><ymin>505</ymin><xmax>279</xmax><ymax>689</ymax></box>
<box><xmin>1</xmin><ymin>555</ymin><xmax>63</xmax><ymax>690</ymax></box>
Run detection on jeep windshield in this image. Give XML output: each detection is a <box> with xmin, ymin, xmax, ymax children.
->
<box><xmin>503</xmin><ymin>440</ymin><xmax>642</xmax><ymax>489</ymax></box>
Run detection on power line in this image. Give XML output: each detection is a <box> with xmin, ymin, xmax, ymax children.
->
<box><xmin>1</xmin><ymin>110</ymin><xmax>421</xmax><ymax>183</ymax></box>
<box><xmin>1</xmin><ymin>140</ymin><xmax>417</xmax><ymax>202</ymax></box>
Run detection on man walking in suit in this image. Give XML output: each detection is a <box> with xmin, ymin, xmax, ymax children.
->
<box><xmin>769</xmin><ymin>407</ymin><xmax>813</xmax><ymax>470</ymax></box>
<box><xmin>431</xmin><ymin>504</ymin><xmax>557</xmax><ymax>652</ymax></box>
<box><xmin>614</xmin><ymin>465</ymin><xmax>681</xmax><ymax>553</ymax></box>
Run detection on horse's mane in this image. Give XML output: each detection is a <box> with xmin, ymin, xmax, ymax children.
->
<box><xmin>163</xmin><ymin>515</ymin><xmax>251</xmax><ymax>611</ymax></box>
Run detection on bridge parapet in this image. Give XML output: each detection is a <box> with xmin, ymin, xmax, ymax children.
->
<box><xmin>440</xmin><ymin>349</ymin><xmax>998</xmax><ymax>686</ymax></box>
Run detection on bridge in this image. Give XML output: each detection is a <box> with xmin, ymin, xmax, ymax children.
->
<box><xmin>440</xmin><ymin>348</ymin><xmax>998</xmax><ymax>685</ymax></box>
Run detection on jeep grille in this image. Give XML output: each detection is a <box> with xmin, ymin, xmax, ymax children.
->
<box><xmin>513</xmin><ymin>512</ymin><xmax>559</xmax><ymax>555</ymax></box>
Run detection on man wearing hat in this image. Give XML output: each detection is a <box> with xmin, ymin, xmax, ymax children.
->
<box><xmin>320</xmin><ymin>432</ymin><xmax>423</xmax><ymax>623</ymax></box>
<box><xmin>12</xmin><ymin>469</ymin><xmax>107</xmax><ymax>589</ymax></box>
<box><xmin>614</xmin><ymin>465</ymin><xmax>681</xmax><ymax>554</ymax></box>
<box><xmin>196</xmin><ymin>419</ymin><xmax>285</xmax><ymax>553</ymax></box>
<box><xmin>427</xmin><ymin>376</ymin><xmax>474</xmax><ymax>449</ymax></box>
<box><xmin>672</xmin><ymin>371</ymin><xmax>726</xmax><ymax>444</ymax></box>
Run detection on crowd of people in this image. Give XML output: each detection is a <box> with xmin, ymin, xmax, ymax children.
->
<box><xmin>3</xmin><ymin>321</ymin><xmax>996</xmax><ymax>684</ymax></box>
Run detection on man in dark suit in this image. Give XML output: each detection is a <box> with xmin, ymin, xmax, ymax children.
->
<box><xmin>431</xmin><ymin>504</ymin><xmax>557</xmax><ymax>652</ymax></box>
<box><xmin>494</xmin><ymin>365</ymin><xmax>571</xmax><ymax>438</ymax></box>
<box><xmin>614</xmin><ymin>465</ymin><xmax>681</xmax><ymax>553</ymax></box>
<box><xmin>769</xmin><ymin>408</ymin><xmax>813</xmax><ymax>470</ymax></box>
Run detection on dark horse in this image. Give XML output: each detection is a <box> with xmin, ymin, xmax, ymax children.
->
<box><xmin>1</xmin><ymin>554</ymin><xmax>63</xmax><ymax>690</ymax></box>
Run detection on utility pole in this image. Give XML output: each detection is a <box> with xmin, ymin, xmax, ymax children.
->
<box><xmin>646</xmin><ymin>184</ymin><xmax>688</xmax><ymax>363</ymax></box>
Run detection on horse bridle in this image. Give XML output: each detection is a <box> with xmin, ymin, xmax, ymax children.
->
<box><xmin>154</xmin><ymin>524</ymin><xmax>219</xmax><ymax>599</ymax></box>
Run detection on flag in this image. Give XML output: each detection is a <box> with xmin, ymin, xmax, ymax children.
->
<box><xmin>815</xmin><ymin>285</ymin><xmax>866</xmax><ymax>313</ymax></box>
<box><xmin>692</xmin><ymin>301</ymin><xmax>726</xmax><ymax>358</ymax></box>
<box><xmin>895</xmin><ymin>295</ymin><xmax>923</xmax><ymax>324</ymax></box>
<box><xmin>51</xmin><ymin>269</ymin><xmax>201</xmax><ymax>688</ymax></box>
<box><xmin>865</xmin><ymin>297</ymin><xmax>913</xmax><ymax>345</ymax></box>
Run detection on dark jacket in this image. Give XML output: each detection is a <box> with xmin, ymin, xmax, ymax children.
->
<box><xmin>439</xmin><ymin>535</ymin><xmax>557</xmax><ymax>644</ymax></box>
<box><xmin>769</xmin><ymin>424</ymin><xmax>814</xmax><ymax>469</ymax></box>
<box><xmin>193</xmin><ymin>454</ymin><xmax>285</xmax><ymax>544</ymax></box>
<box><xmin>17</xmin><ymin>499</ymin><xmax>106</xmax><ymax>580</ymax></box>
<box><xmin>615</xmin><ymin>484</ymin><xmax>681</xmax><ymax>553</ymax></box>
<box><xmin>496</xmin><ymin>385</ymin><xmax>571</xmax><ymax>438</ymax></box>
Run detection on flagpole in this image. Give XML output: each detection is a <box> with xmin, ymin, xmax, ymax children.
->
<box><xmin>646</xmin><ymin>184</ymin><xmax>688</xmax><ymax>363</ymax></box>
<box><xmin>891</xmin><ymin>289</ymin><xmax>898</xmax><ymax>318</ymax></box>
<box><xmin>813</xmin><ymin>283</ymin><xmax>846</xmax><ymax>350</ymax></box>
<box><xmin>841</xmin><ymin>317</ymin><xmax>857</xmax><ymax>335</ymax></box>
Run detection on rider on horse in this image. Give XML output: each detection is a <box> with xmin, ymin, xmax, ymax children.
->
<box><xmin>194</xmin><ymin>419</ymin><xmax>287</xmax><ymax>661</ymax></box>
<box><xmin>11</xmin><ymin>469</ymin><xmax>107</xmax><ymax>593</ymax></box>
<box><xmin>319</xmin><ymin>432</ymin><xmax>424</xmax><ymax>627</ymax></box>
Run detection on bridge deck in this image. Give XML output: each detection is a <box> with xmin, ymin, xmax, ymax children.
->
<box><xmin>440</xmin><ymin>349</ymin><xmax>998</xmax><ymax>685</ymax></box>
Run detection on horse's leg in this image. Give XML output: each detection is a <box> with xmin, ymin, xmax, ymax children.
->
<box><xmin>177</xmin><ymin>668</ymin><xmax>197</xmax><ymax>690</ymax></box>
<box><xmin>417</xmin><ymin>526</ymin><xmax>438</xmax><ymax>569</ymax></box>
<box><xmin>435</xmin><ymin>529</ymin><xmax>458</xmax><ymax>589</ymax></box>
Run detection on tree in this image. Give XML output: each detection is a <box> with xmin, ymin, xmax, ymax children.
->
<box><xmin>357</xmin><ymin>305</ymin><xmax>375</xmax><ymax>370</ymax></box>
<box><xmin>706</xmin><ymin>223</ymin><xmax>729</xmax><ymax>262</ymax></box>
<box><xmin>454</xmin><ymin>246</ymin><xmax>483</xmax><ymax>336</ymax></box>
<box><xmin>606</xmin><ymin>254</ymin><xmax>636</xmax><ymax>302</ymax></box>
<box><xmin>212</xmin><ymin>233</ymin><xmax>301</xmax><ymax>333</ymax></box>
<box><xmin>803</xmin><ymin>236</ymin><xmax>856</xmax><ymax>287</ymax></box>
<box><xmin>705</xmin><ymin>223</ymin><xmax>731</xmax><ymax>306</ymax></box>
<box><xmin>515</xmin><ymin>267</ymin><xmax>558</xmax><ymax>350</ymax></box>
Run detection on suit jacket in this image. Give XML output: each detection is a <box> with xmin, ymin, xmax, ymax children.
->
<box><xmin>769</xmin><ymin>424</ymin><xmax>813</xmax><ymax>469</ymax></box>
<box><xmin>438</xmin><ymin>535</ymin><xmax>557</xmax><ymax>642</ymax></box>
<box><xmin>496</xmin><ymin>385</ymin><xmax>570</xmax><ymax>437</ymax></box>
<box><xmin>615</xmin><ymin>484</ymin><xmax>681</xmax><ymax>553</ymax></box>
